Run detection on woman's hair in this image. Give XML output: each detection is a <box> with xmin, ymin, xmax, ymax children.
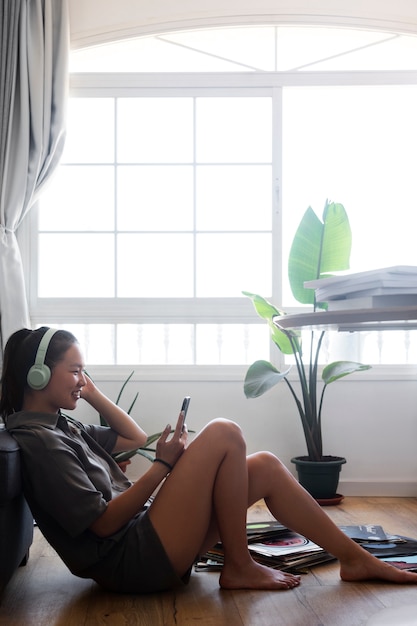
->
<box><xmin>0</xmin><ymin>327</ymin><xmax>78</xmax><ymax>420</ymax></box>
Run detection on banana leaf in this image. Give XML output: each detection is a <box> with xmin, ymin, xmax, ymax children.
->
<box><xmin>243</xmin><ymin>201</ymin><xmax>370</xmax><ymax>461</ymax></box>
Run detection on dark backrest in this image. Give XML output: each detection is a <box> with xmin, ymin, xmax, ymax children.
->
<box><xmin>0</xmin><ymin>428</ymin><xmax>24</xmax><ymax>503</ymax></box>
<box><xmin>0</xmin><ymin>428</ymin><xmax>33</xmax><ymax>593</ymax></box>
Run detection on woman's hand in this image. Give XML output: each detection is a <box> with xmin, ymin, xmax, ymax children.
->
<box><xmin>80</xmin><ymin>374</ymin><xmax>147</xmax><ymax>452</ymax></box>
<box><xmin>79</xmin><ymin>372</ymin><xmax>99</xmax><ymax>404</ymax></box>
<box><xmin>155</xmin><ymin>412</ymin><xmax>188</xmax><ymax>470</ymax></box>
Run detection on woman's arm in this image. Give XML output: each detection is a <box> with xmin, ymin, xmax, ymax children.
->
<box><xmin>90</xmin><ymin>460</ymin><xmax>169</xmax><ymax>536</ymax></box>
<box><xmin>90</xmin><ymin>415</ymin><xmax>187</xmax><ymax>537</ymax></box>
<box><xmin>81</xmin><ymin>375</ymin><xmax>147</xmax><ymax>453</ymax></box>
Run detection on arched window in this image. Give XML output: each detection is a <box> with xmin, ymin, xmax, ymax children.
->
<box><xmin>28</xmin><ymin>25</ymin><xmax>417</xmax><ymax>369</ymax></box>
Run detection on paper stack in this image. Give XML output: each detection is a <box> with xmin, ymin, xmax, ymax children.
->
<box><xmin>304</xmin><ymin>266</ymin><xmax>417</xmax><ymax>311</ymax></box>
<box><xmin>196</xmin><ymin>525</ymin><xmax>334</xmax><ymax>573</ymax></box>
<box><xmin>195</xmin><ymin>521</ymin><xmax>417</xmax><ymax>574</ymax></box>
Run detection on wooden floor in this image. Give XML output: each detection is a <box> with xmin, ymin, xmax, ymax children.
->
<box><xmin>1</xmin><ymin>497</ymin><xmax>417</xmax><ymax>626</ymax></box>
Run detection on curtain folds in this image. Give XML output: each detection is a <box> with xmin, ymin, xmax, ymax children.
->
<box><xmin>0</xmin><ymin>0</ymin><xmax>69</xmax><ymax>354</ymax></box>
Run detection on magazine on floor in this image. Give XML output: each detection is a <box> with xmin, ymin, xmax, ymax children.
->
<box><xmin>339</xmin><ymin>524</ymin><xmax>388</xmax><ymax>542</ymax></box>
<box><xmin>195</xmin><ymin>522</ymin><xmax>417</xmax><ymax>574</ymax></box>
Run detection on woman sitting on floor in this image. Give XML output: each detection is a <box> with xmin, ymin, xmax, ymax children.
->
<box><xmin>1</xmin><ymin>327</ymin><xmax>417</xmax><ymax>594</ymax></box>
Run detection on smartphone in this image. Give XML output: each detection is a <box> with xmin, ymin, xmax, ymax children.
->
<box><xmin>180</xmin><ymin>396</ymin><xmax>191</xmax><ymax>432</ymax></box>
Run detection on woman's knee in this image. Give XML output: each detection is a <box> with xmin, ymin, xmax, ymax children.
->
<box><xmin>249</xmin><ymin>450</ymin><xmax>286</xmax><ymax>474</ymax></box>
<box><xmin>203</xmin><ymin>418</ymin><xmax>246</xmax><ymax>450</ymax></box>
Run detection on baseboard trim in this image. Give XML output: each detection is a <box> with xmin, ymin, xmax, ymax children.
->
<box><xmin>339</xmin><ymin>481</ymin><xmax>417</xmax><ymax>497</ymax></box>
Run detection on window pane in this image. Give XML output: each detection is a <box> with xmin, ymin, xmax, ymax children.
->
<box><xmin>196</xmin><ymin>233</ymin><xmax>271</xmax><ymax>297</ymax></box>
<box><xmin>39</xmin><ymin>166</ymin><xmax>114</xmax><ymax>231</ymax></box>
<box><xmin>360</xmin><ymin>330</ymin><xmax>417</xmax><ymax>365</ymax></box>
<box><xmin>276</xmin><ymin>27</ymin><xmax>390</xmax><ymax>71</ymax></box>
<box><xmin>117</xmin><ymin>324</ymin><xmax>194</xmax><ymax>364</ymax></box>
<box><xmin>116</xmin><ymin>323</ymin><xmax>269</xmax><ymax>364</ymax></box>
<box><xmin>61</xmin><ymin>98</ymin><xmax>114</xmax><ymax>163</ymax></box>
<box><xmin>117</xmin><ymin>234</ymin><xmax>194</xmax><ymax>297</ymax></box>
<box><xmin>56</xmin><ymin>324</ymin><xmax>116</xmax><ymax>364</ymax></box>
<box><xmin>196</xmin><ymin>97</ymin><xmax>272</xmax><ymax>163</ymax></box>
<box><xmin>196</xmin><ymin>324</ymin><xmax>269</xmax><ymax>364</ymax></box>
<box><xmin>282</xmin><ymin>85</ymin><xmax>417</xmax><ymax>304</ymax></box>
<box><xmin>117</xmin><ymin>98</ymin><xmax>194</xmax><ymax>163</ymax></box>
<box><xmin>304</xmin><ymin>34</ymin><xmax>417</xmax><ymax>71</ymax></box>
<box><xmin>38</xmin><ymin>234</ymin><xmax>115</xmax><ymax>297</ymax></box>
<box><xmin>117</xmin><ymin>165</ymin><xmax>194</xmax><ymax>231</ymax></box>
<box><xmin>163</xmin><ymin>27</ymin><xmax>276</xmax><ymax>72</ymax></box>
<box><xmin>70</xmin><ymin>37</ymin><xmax>246</xmax><ymax>73</ymax></box>
<box><xmin>196</xmin><ymin>165</ymin><xmax>272</xmax><ymax>231</ymax></box>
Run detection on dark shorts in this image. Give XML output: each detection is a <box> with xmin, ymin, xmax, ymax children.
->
<box><xmin>82</xmin><ymin>509</ymin><xmax>191</xmax><ymax>594</ymax></box>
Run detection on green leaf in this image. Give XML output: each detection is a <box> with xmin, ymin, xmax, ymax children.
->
<box><xmin>242</xmin><ymin>291</ymin><xmax>282</xmax><ymax>320</ymax></box>
<box><xmin>243</xmin><ymin>291</ymin><xmax>300</xmax><ymax>355</ymax></box>
<box><xmin>269</xmin><ymin>316</ymin><xmax>303</xmax><ymax>355</ymax></box>
<box><xmin>113</xmin><ymin>449</ymin><xmax>140</xmax><ymax>463</ymax></box>
<box><xmin>320</xmin><ymin>202</ymin><xmax>352</xmax><ymax>274</ymax></box>
<box><xmin>142</xmin><ymin>432</ymin><xmax>165</xmax><ymax>447</ymax></box>
<box><xmin>288</xmin><ymin>201</ymin><xmax>352</xmax><ymax>305</ymax></box>
<box><xmin>136</xmin><ymin>449</ymin><xmax>156</xmax><ymax>462</ymax></box>
<box><xmin>244</xmin><ymin>360</ymin><xmax>291</xmax><ymax>398</ymax></box>
<box><xmin>322</xmin><ymin>361</ymin><xmax>371</xmax><ymax>384</ymax></box>
<box><xmin>125</xmin><ymin>392</ymin><xmax>139</xmax><ymax>416</ymax></box>
<box><xmin>115</xmin><ymin>370</ymin><xmax>135</xmax><ymax>405</ymax></box>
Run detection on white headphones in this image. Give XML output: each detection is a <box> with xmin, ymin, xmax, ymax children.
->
<box><xmin>26</xmin><ymin>328</ymin><xmax>58</xmax><ymax>390</ymax></box>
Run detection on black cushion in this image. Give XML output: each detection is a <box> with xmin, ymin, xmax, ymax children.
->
<box><xmin>0</xmin><ymin>429</ymin><xmax>23</xmax><ymax>502</ymax></box>
<box><xmin>0</xmin><ymin>427</ymin><xmax>33</xmax><ymax>593</ymax></box>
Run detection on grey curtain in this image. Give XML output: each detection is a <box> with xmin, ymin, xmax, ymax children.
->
<box><xmin>0</xmin><ymin>0</ymin><xmax>69</xmax><ymax>353</ymax></box>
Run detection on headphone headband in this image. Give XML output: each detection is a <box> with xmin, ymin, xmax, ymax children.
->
<box><xmin>27</xmin><ymin>328</ymin><xmax>58</xmax><ymax>390</ymax></box>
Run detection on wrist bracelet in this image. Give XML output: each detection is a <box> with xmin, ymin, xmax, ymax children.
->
<box><xmin>153</xmin><ymin>458</ymin><xmax>173</xmax><ymax>472</ymax></box>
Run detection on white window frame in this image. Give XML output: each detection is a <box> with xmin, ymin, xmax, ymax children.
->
<box><xmin>20</xmin><ymin>69</ymin><xmax>417</xmax><ymax>381</ymax></box>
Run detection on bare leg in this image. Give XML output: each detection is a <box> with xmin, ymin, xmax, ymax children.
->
<box><xmin>149</xmin><ymin>419</ymin><xmax>417</xmax><ymax>589</ymax></box>
<box><xmin>245</xmin><ymin>451</ymin><xmax>417</xmax><ymax>585</ymax></box>
<box><xmin>148</xmin><ymin>419</ymin><xmax>301</xmax><ymax>590</ymax></box>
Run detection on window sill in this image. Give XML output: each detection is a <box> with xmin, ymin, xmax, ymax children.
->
<box><xmin>85</xmin><ymin>363</ymin><xmax>417</xmax><ymax>383</ymax></box>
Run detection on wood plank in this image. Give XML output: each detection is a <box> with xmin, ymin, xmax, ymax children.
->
<box><xmin>296</xmin><ymin>584</ymin><xmax>383</xmax><ymax>626</ymax></box>
<box><xmin>1</xmin><ymin>498</ymin><xmax>417</xmax><ymax>626</ymax></box>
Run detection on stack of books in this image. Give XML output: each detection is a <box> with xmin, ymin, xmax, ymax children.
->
<box><xmin>195</xmin><ymin>521</ymin><xmax>417</xmax><ymax>574</ymax></box>
<box><xmin>304</xmin><ymin>266</ymin><xmax>417</xmax><ymax>311</ymax></box>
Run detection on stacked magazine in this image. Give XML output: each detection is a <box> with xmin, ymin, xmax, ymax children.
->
<box><xmin>304</xmin><ymin>265</ymin><xmax>417</xmax><ymax>311</ymax></box>
<box><xmin>195</xmin><ymin>521</ymin><xmax>417</xmax><ymax>574</ymax></box>
<box><xmin>341</xmin><ymin>525</ymin><xmax>417</xmax><ymax>572</ymax></box>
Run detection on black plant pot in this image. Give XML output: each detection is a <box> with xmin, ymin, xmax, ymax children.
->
<box><xmin>291</xmin><ymin>455</ymin><xmax>346</xmax><ymax>500</ymax></box>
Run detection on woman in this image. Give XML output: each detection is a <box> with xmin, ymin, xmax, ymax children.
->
<box><xmin>1</xmin><ymin>327</ymin><xmax>417</xmax><ymax>594</ymax></box>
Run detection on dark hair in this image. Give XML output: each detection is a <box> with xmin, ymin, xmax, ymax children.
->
<box><xmin>0</xmin><ymin>327</ymin><xmax>78</xmax><ymax>421</ymax></box>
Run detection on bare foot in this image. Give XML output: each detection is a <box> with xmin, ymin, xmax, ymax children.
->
<box><xmin>340</xmin><ymin>550</ymin><xmax>417</xmax><ymax>584</ymax></box>
<box><xmin>219</xmin><ymin>558</ymin><xmax>301</xmax><ymax>591</ymax></box>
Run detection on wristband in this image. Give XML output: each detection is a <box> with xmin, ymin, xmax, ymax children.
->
<box><xmin>153</xmin><ymin>458</ymin><xmax>173</xmax><ymax>472</ymax></box>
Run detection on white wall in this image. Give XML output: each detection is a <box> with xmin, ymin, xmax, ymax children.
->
<box><xmin>66</xmin><ymin>0</ymin><xmax>417</xmax><ymax>495</ymax></box>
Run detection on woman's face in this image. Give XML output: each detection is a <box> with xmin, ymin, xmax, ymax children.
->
<box><xmin>41</xmin><ymin>343</ymin><xmax>87</xmax><ymax>412</ymax></box>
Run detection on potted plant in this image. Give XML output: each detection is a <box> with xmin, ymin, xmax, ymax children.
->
<box><xmin>243</xmin><ymin>200</ymin><xmax>371</xmax><ymax>501</ymax></box>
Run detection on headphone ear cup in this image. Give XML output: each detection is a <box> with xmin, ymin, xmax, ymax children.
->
<box><xmin>26</xmin><ymin>327</ymin><xmax>57</xmax><ymax>391</ymax></box>
<box><xmin>27</xmin><ymin>364</ymin><xmax>52</xmax><ymax>390</ymax></box>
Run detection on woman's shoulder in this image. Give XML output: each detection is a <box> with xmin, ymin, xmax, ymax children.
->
<box><xmin>6</xmin><ymin>411</ymin><xmax>59</xmax><ymax>431</ymax></box>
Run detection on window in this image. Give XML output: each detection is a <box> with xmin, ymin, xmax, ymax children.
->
<box><xmin>28</xmin><ymin>25</ymin><xmax>417</xmax><ymax>368</ymax></box>
<box><xmin>33</xmin><ymin>91</ymin><xmax>274</xmax><ymax>366</ymax></box>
